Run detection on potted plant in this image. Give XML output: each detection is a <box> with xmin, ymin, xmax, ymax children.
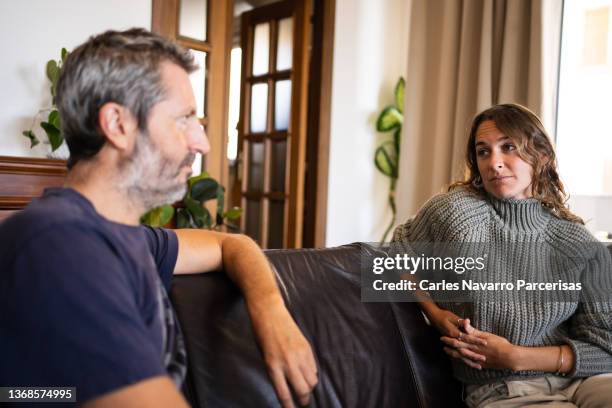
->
<box><xmin>374</xmin><ymin>77</ymin><xmax>404</xmax><ymax>243</ymax></box>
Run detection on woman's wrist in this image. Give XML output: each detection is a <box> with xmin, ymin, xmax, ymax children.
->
<box><xmin>509</xmin><ymin>344</ymin><xmax>574</xmax><ymax>373</ymax></box>
<box><xmin>510</xmin><ymin>345</ymin><xmax>527</xmax><ymax>371</ymax></box>
<box><xmin>419</xmin><ymin>300</ymin><xmax>442</xmax><ymax>322</ymax></box>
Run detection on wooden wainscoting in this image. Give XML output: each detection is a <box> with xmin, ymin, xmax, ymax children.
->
<box><xmin>0</xmin><ymin>156</ymin><xmax>67</xmax><ymax>222</ymax></box>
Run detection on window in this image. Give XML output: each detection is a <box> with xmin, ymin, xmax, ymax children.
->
<box><xmin>556</xmin><ymin>0</ymin><xmax>612</xmax><ymax>239</ymax></box>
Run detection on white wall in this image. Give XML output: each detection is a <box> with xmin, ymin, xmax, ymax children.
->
<box><xmin>325</xmin><ymin>0</ymin><xmax>409</xmax><ymax>247</ymax></box>
<box><xmin>0</xmin><ymin>0</ymin><xmax>151</xmax><ymax>158</ymax></box>
<box><xmin>568</xmin><ymin>196</ymin><xmax>612</xmax><ymax>240</ymax></box>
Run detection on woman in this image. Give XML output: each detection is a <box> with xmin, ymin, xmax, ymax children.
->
<box><xmin>392</xmin><ymin>103</ymin><xmax>612</xmax><ymax>407</ymax></box>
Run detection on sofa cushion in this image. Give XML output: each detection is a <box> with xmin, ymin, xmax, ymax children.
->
<box><xmin>170</xmin><ymin>243</ymin><xmax>463</xmax><ymax>407</ymax></box>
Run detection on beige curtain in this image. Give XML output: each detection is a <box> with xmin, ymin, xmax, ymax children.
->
<box><xmin>395</xmin><ymin>0</ymin><xmax>563</xmax><ymax>222</ymax></box>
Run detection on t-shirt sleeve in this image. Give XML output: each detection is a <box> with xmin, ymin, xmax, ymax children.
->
<box><xmin>142</xmin><ymin>226</ymin><xmax>179</xmax><ymax>291</ymax></box>
<box><xmin>2</xmin><ymin>223</ymin><xmax>167</xmax><ymax>404</ymax></box>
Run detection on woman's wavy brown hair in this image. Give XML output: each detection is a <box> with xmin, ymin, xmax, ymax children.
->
<box><xmin>450</xmin><ymin>103</ymin><xmax>583</xmax><ymax>224</ymax></box>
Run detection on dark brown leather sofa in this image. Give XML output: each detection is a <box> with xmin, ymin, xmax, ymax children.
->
<box><xmin>170</xmin><ymin>243</ymin><xmax>463</xmax><ymax>408</ymax></box>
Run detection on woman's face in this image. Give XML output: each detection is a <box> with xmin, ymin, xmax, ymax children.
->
<box><xmin>474</xmin><ymin>120</ymin><xmax>533</xmax><ymax>200</ymax></box>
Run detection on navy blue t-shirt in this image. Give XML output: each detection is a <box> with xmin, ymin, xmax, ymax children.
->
<box><xmin>0</xmin><ymin>188</ymin><xmax>185</xmax><ymax>403</ymax></box>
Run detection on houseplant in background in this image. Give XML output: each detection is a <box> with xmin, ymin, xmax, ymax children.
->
<box><xmin>374</xmin><ymin>76</ymin><xmax>404</xmax><ymax>243</ymax></box>
<box><xmin>141</xmin><ymin>172</ymin><xmax>242</xmax><ymax>231</ymax></box>
<box><xmin>22</xmin><ymin>48</ymin><xmax>242</xmax><ymax>231</ymax></box>
<box><xmin>22</xmin><ymin>48</ymin><xmax>69</xmax><ymax>152</ymax></box>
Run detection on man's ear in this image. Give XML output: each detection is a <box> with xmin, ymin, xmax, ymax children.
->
<box><xmin>98</xmin><ymin>102</ymin><xmax>138</xmax><ymax>151</ymax></box>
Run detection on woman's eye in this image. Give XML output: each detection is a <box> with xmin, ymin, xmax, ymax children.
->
<box><xmin>503</xmin><ymin>143</ymin><xmax>516</xmax><ymax>151</ymax></box>
<box><xmin>476</xmin><ymin>149</ymin><xmax>489</xmax><ymax>157</ymax></box>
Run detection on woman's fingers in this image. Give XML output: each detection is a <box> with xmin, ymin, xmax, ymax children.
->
<box><xmin>443</xmin><ymin>347</ymin><xmax>482</xmax><ymax>370</ymax></box>
<box><xmin>440</xmin><ymin>336</ymin><xmax>486</xmax><ymax>360</ymax></box>
<box><xmin>460</xmin><ymin>332</ymin><xmax>487</xmax><ymax>346</ymax></box>
<box><xmin>440</xmin><ymin>335</ymin><xmax>482</xmax><ymax>349</ymax></box>
<box><xmin>457</xmin><ymin>346</ymin><xmax>486</xmax><ymax>362</ymax></box>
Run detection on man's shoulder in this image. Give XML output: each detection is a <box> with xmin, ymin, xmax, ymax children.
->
<box><xmin>0</xmin><ymin>189</ymin><xmax>103</xmax><ymax>257</ymax></box>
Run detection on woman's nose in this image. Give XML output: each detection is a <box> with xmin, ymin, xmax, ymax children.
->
<box><xmin>488</xmin><ymin>151</ymin><xmax>504</xmax><ymax>170</ymax></box>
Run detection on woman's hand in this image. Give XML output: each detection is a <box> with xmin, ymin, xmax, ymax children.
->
<box><xmin>427</xmin><ymin>307</ymin><xmax>486</xmax><ymax>343</ymax></box>
<box><xmin>441</xmin><ymin>324</ymin><xmax>519</xmax><ymax>371</ymax></box>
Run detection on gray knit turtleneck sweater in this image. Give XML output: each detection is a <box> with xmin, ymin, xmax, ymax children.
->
<box><xmin>392</xmin><ymin>186</ymin><xmax>612</xmax><ymax>385</ymax></box>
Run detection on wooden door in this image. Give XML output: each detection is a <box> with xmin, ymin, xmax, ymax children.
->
<box><xmin>236</xmin><ymin>0</ymin><xmax>311</xmax><ymax>248</ymax></box>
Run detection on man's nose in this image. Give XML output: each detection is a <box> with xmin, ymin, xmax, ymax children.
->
<box><xmin>189</xmin><ymin>124</ymin><xmax>210</xmax><ymax>155</ymax></box>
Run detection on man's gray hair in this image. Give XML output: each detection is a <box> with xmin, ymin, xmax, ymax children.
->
<box><xmin>56</xmin><ymin>28</ymin><xmax>197</xmax><ymax>169</ymax></box>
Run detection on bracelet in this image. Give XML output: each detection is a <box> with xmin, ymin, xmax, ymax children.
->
<box><xmin>555</xmin><ymin>345</ymin><xmax>565</xmax><ymax>376</ymax></box>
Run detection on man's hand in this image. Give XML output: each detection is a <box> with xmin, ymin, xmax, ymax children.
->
<box><xmin>174</xmin><ymin>230</ymin><xmax>318</xmax><ymax>406</ymax></box>
<box><xmin>249</xmin><ymin>298</ymin><xmax>318</xmax><ymax>408</ymax></box>
<box><xmin>441</xmin><ymin>322</ymin><xmax>518</xmax><ymax>371</ymax></box>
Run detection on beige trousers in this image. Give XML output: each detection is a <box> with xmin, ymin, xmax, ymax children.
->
<box><xmin>465</xmin><ymin>374</ymin><xmax>612</xmax><ymax>407</ymax></box>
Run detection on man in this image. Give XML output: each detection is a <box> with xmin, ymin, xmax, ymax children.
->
<box><xmin>0</xmin><ymin>28</ymin><xmax>317</xmax><ymax>407</ymax></box>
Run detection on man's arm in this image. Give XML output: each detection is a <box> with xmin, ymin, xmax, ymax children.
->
<box><xmin>84</xmin><ymin>377</ymin><xmax>189</xmax><ymax>408</ymax></box>
<box><xmin>173</xmin><ymin>229</ymin><xmax>318</xmax><ymax>408</ymax></box>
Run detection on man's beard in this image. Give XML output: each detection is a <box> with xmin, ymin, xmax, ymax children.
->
<box><xmin>118</xmin><ymin>132</ymin><xmax>195</xmax><ymax>211</ymax></box>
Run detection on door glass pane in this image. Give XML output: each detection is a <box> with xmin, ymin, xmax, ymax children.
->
<box><xmin>252</xmin><ymin>23</ymin><xmax>270</xmax><ymax>76</ymax></box>
<box><xmin>250</xmin><ymin>83</ymin><xmax>268</xmax><ymax>133</ymax></box>
<box><xmin>245</xmin><ymin>199</ymin><xmax>261</xmax><ymax>242</ymax></box>
<box><xmin>276</xmin><ymin>17</ymin><xmax>293</xmax><ymax>71</ymax></box>
<box><xmin>179</xmin><ymin>0</ymin><xmax>207</xmax><ymax>41</ymax></box>
<box><xmin>248</xmin><ymin>142</ymin><xmax>265</xmax><ymax>191</ymax></box>
<box><xmin>268</xmin><ymin>200</ymin><xmax>285</xmax><ymax>248</ymax></box>
<box><xmin>189</xmin><ymin>50</ymin><xmax>207</xmax><ymax>118</ymax></box>
<box><xmin>270</xmin><ymin>139</ymin><xmax>287</xmax><ymax>192</ymax></box>
<box><xmin>274</xmin><ymin>80</ymin><xmax>291</xmax><ymax>130</ymax></box>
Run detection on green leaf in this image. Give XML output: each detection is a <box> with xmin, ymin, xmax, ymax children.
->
<box><xmin>191</xmin><ymin>178</ymin><xmax>219</xmax><ymax>202</ymax></box>
<box><xmin>176</xmin><ymin>208</ymin><xmax>190</xmax><ymax>228</ymax></box>
<box><xmin>184</xmin><ymin>196</ymin><xmax>207</xmax><ymax>228</ymax></box>
<box><xmin>46</xmin><ymin>60</ymin><xmax>59</xmax><ymax>82</ymax></box>
<box><xmin>201</xmin><ymin>209</ymin><xmax>212</xmax><ymax>229</ymax></box>
<box><xmin>215</xmin><ymin>184</ymin><xmax>225</xmax><ymax>225</ymax></box>
<box><xmin>46</xmin><ymin>60</ymin><xmax>60</xmax><ymax>97</ymax></box>
<box><xmin>223</xmin><ymin>207</ymin><xmax>243</xmax><ymax>220</ymax></box>
<box><xmin>187</xmin><ymin>171</ymin><xmax>210</xmax><ymax>190</ymax></box>
<box><xmin>22</xmin><ymin>130</ymin><xmax>40</xmax><ymax>148</ymax></box>
<box><xmin>393</xmin><ymin>128</ymin><xmax>401</xmax><ymax>156</ymax></box>
<box><xmin>140</xmin><ymin>205</ymin><xmax>175</xmax><ymax>227</ymax></box>
<box><xmin>376</xmin><ymin>106</ymin><xmax>403</xmax><ymax>132</ymax></box>
<box><xmin>40</xmin><ymin>121</ymin><xmax>63</xmax><ymax>151</ymax></box>
<box><xmin>374</xmin><ymin>141</ymin><xmax>398</xmax><ymax>178</ymax></box>
<box><xmin>48</xmin><ymin>110</ymin><xmax>61</xmax><ymax>129</ymax></box>
<box><xmin>395</xmin><ymin>77</ymin><xmax>405</xmax><ymax>113</ymax></box>
<box><xmin>61</xmin><ymin>48</ymin><xmax>69</xmax><ymax>63</ymax></box>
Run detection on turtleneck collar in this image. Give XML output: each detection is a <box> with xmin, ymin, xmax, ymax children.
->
<box><xmin>486</xmin><ymin>193</ymin><xmax>551</xmax><ymax>232</ymax></box>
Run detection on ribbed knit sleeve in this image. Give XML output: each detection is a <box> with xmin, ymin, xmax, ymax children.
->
<box><xmin>566</xmin><ymin>245</ymin><xmax>612</xmax><ymax>377</ymax></box>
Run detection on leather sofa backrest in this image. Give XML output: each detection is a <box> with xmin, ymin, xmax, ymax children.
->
<box><xmin>170</xmin><ymin>243</ymin><xmax>463</xmax><ymax>407</ymax></box>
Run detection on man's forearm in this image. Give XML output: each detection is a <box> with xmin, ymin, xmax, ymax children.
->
<box><xmin>220</xmin><ymin>234</ymin><xmax>283</xmax><ymax>308</ymax></box>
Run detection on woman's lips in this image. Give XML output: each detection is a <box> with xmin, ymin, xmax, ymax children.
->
<box><xmin>489</xmin><ymin>176</ymin><xmax>512</xmax><ymax>183</ymax></box>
